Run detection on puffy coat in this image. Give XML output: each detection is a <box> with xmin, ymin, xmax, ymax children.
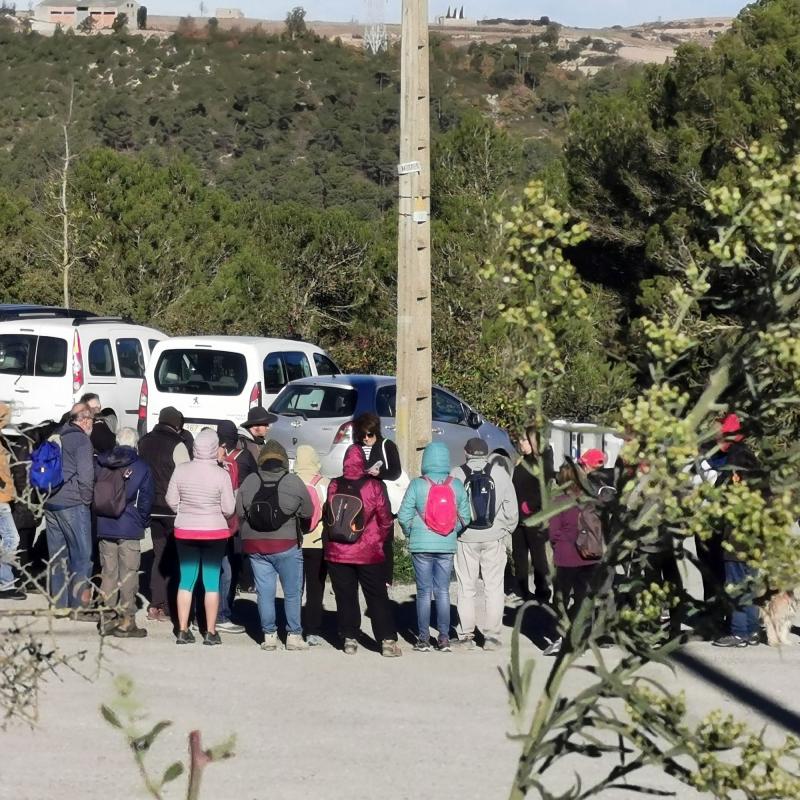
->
<box><xmin>166</xmin><ymin>429</ymin><xmax>235</xmax><ymax>540</ymax></box>
<box><xmin>95</xmin><ymin>447</ymin><xmax>154</xmax><ymax>541</ymax></box>
<box><xmin>45</xmin><ymin>423</ymin><xmax>94</xmax><ymax>509</ymax></box>
<box><xmin>324</xmin><ymin>444</ymin><xmax>393</xmax><ymax>565</ymax></box>
<box><xmin>397</xmin><ymin>442</ymin><xmax>470</xmax><ymax>554</ymax></box>
<box><xmin>0</xmin><ymin>403</ymin><xmax>13</xmax><ymax>504</ymax></box>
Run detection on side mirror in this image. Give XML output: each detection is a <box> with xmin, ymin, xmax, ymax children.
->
<box><xmin>468</xmin><ymin>411</ymin><xmax>482</xmax><ymax>429</ymax></box>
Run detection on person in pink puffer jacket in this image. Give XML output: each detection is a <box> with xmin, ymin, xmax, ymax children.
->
<box><xmin>166</xmin><ymin>428</ymin><xmax>235</xmax><ymax>646</ymax></box>
<box><xmin>324</xmin><ymin>444</ymin><xmax>400</xmax><ymax>657</ymax></box>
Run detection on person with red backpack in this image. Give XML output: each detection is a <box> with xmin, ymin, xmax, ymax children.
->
<box><xmin>293</xmin><ymin>445</ymin><xmax>329</xmax><ymax>646</ymax></box>
<box><xmin>324</xmin><ymin>444</ymin><xmax>401</xmax><ymax>657</ymax></box>
<box><xmin>398</xmin><ymin>442</ymin><xmax>471</xmax><ymax>652</ymax></box>
<box><xmin>215</xmin><ymin>421</ymin><xmax>258</xmax><ymax>635</ymax></box>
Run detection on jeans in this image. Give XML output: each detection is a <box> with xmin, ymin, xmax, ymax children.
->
<box><xmin>45</xmin><ymin>505</ymin><xmax>92</xmax><ymax>608</ymax></box>
<box><xmin>726</xmin><ymin>560</ymin><xmax>760</xmax><ymax>638</ymax></box>
<box><xmin>218</xmin><ymin>544</ymin><xmax>234</xmax><ymax>623</ymax></box>
<box><xmin>250</xmin><ymin>547</ymin><xmax>304</xmax><ymax>635</ymax></box>
<box><xmin>412</xmin><ymin>552</ymin><xmax>454</xmax><ymax>639</ymax></box>
<box><xmin>0</xmin><ymin>503</ymin><xmax>20</xmax><ymax>589</ymax></box>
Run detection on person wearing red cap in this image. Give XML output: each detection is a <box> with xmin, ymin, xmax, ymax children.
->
<box><xmin>578</xmin><ymin>449</ymin><xmax>606</xmax><ymax>471</ymax></box>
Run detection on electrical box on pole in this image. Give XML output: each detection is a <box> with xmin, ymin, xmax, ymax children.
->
<box><xmin>396</xmin><ymin>0</ymin><xmax>432</xmax><ymax>477</ymax></box>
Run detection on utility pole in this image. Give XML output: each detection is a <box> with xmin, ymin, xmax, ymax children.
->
<box><xmin>396</xmin><ymin>0</ymin><xmax>432</xmax><ymax>477</ymax></box>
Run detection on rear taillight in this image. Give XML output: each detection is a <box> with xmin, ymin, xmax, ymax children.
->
<box><xmin>72</xmin><ymin>331</ymin><xmax>84</xmax><ymax>394</ymax></box>
<box><xmin>333</xmin><ymin>421</ymin><xmax>353</xmax><ymax>445</ymax></box>
<box><xmin>138</xmin><ymin>378</ymin><xmax>148</xmax><ymax>421</ymax></box>
<box><xmin>249</xmin><ymin>381</ymin><xmax>262</xmax><ymax>409</ymax></box>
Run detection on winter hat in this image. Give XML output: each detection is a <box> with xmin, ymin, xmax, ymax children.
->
<box><xmin>720</xmin><ymin>413</ymin><xmax>743</xmax><ymax>436</ymax></box>
<box><xmin>158</xmin><ymin>406</ymin><xmax>183</xmax><ymax>430</ymax></box>
<box><xmin>217</xmin><ymin>420</ymin><xmax>238</xmax><ymax>449</ymax></box>
<box><xmin>258</xmin><ymin>439</ymin><xmax>288</xmax><ymax>468</ymax></box>
<box><xmin>193</xmin><ymin>428</ymin><xmax>219</xmax><ymax>461</ymax></box>
<box><xmin>465</xmin><ymin>437</ymin><xmax>489</xmax><ymax>457</ymax></box>
<box><xmin>578</xmin><ymin>449</ymin><xmax>606</xmax><ymax>470</ymax></box>
<box><xmin>294</xmin><ymin>445</ymin><xmax>321</xmax><ymax>482</ymax></box>
<box><xmin>244</xmin><ymin>406</ymin><xmax>278</xmax><ymax>429</ymax></box>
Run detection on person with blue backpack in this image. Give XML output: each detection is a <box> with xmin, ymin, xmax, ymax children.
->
<box><xmin>450</xmin><ymin>438</ymin><xmax>519</xmax><ymax>651</ymax></box>
<box><xmin>398</xmin><ymin>442</ymin><xmax>471</xmax><ymax>652</ymax></box>
<box><xmin>39</xmin><ymin>403</ymin><xmax>96</xmax><ymax>611</ymax></box>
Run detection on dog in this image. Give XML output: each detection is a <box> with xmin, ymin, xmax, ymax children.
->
<box><xmin>759</xmin><ymin>590</ymin><xmax>800</xmax><ymax>646</ymax></box>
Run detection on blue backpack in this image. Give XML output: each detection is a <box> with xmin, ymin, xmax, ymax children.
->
<box><xmin>30</xmin><ymin>438</ymin><xmax>64</xmax><ymax>493</ymax></box>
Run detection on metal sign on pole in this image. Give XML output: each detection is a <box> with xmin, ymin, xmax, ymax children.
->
<box><xmin>396</xmin><ymin>0</ymin><xmax>432</xmax><ymax>477</ymax></box>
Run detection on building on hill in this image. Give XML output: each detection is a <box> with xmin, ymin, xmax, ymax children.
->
<box><xmin>436</xmin><ymin>6</ymin><xmax>476</xmax><ymax>26</ymax></box>
<box><xmin>215</xmin><ymin>7</ymin><xmax>244</xmax><ymax>18</ymax></box>
<box><xmin>34</xmin><ymin>0</ymin><xmax>137</xmax><ymax>29</ymax></box>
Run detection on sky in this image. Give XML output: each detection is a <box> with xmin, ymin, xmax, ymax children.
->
<box><xmin>157</xmin><ymin>1</ymin><xmax>750</xmax><ymax>28</ymax></box>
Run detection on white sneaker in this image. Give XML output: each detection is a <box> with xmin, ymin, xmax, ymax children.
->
<box><xmin>217</xmin><ymin>620</ymin><xmax>245</xmax><ymax>634</ymax></box>
<box><xmin>261</xmin><ymin>632</ymin><xmax>280</xmax><ymax>651</ymax></box>
<box><xmin>286</xmin><ymin>633</ymin><xmax>309</xmax><ymax>651</ymax></box>
<box><xmin>543</xmin><ymin>637</ymin><xmax>562</xmax><ymax>656</ymax></box>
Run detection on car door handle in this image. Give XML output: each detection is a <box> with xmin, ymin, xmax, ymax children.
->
<box><xmin>14</xmin><ymin>388</ymin><xmax>29</xmax><ymax>393</ymax></box>
<box><xmin>384</xmin><ymin>425</ymin><xmax>396</xmax><ymax>432</ymax></box>
<box><xmin>432</xmin><ymin>427</ymin><xmax>443</xmax><ymax>435</ymax></box>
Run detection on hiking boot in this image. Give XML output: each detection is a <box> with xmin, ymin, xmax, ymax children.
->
<box><xmin>747</xmin><ymin>632</ymin><xmax>761</xmax><ymax>646</ymax></box>
<box><xmin>217</xmin><ymin>620</ymin><xmax>245</xmax><ymax>634</ymax></box>
<box><xmin>381</xmin><ymin>639</ymin><xmax>402</xmax><ymax>658</ymax></box>
<box><xmin>261</xmin><ymin>632</ymin><xmax>280</xmax><ymax>651</ymax></box>
<box><xmin>0</xmin><ymin>587</ymin><xmax>26</xmax><ymax>601</ymax></box>
<box><xmin>450</xmin><ymin>636</ymin><xmax>476</xmax><ymax>651</ymax></box>
<box><xmin>147</xmin><ymin>607</ymin><xmax>169</xmax><ymax>622</ymax></box>
<box><xmin>113</xmin><ymin>621</ymin><xmax>148</xmax><ymax>639</ymax></box>
<box><xmin>176</xmin><ymin>629</ymin><xmax>195</xmax><ymax>645</ymax></box>
<box><xmin>437</xmin><ymin>636</ymin><xmax>452</xmax><ymax>652</ymax></box>
<box><xmin>712</xmin><ymin>634</ymin><xmax>748</xmax><ymax>648</ymax></box>
<box><xmin>413</xmin><ymin>637</ymin><xmax>432</xmax><ymax>652</ymax></box>
<box><xmin>286</xmin><ymin>633</ymin><xmax>309</xmax><ymax>651</ymax></box>
<box><xmin>343</xmin><ymin>638</ymin><xmax>358</xmax><ymax>655</ymax></box>
<box><xmin>543</xmin><ymin>637</ymin><xmax>562</xmax><ymax>656</ymax></box>
<box><xmin>483</xmin><ymin>636</ymin><xmax>502</xmax><ymax>652</ymax></box>
<box><xmin>98</xmin><ymin>616</ymin><xmax>120</xmax><ymax>636</ymax></box>
<box><xmin>203</xmin><ymin>631</ymin><xmax>222</xmax><ymax>646</ymax></box>
<box><xmin>306</xmin><ymin>634</ymin><xmax>325</xmax><ymax>647</ymax></box>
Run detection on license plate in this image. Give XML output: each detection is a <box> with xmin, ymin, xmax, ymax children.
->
<box><xmin>288</xmin><ymin>458</ymin><xmax>295</xmax><ymax>472</ymax></box>
<box><xmin>184</xmin><ymin>422</ymin><xmax>213</xmax><ymax>436</ymax></box>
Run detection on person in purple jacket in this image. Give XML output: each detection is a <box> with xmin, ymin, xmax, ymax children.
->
<box><xmin>545</xmin><ymin>463</ymin><xmax>602</xmax><ymax>656</ymax></box>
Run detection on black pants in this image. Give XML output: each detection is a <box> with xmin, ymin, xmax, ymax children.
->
<box><xmin>303</xmin><ymin>548</ymin><xmax>327</xmax><ymax>636</ymax></box>
<box><xmin>328</xmin><ymin>561</ymin><xmax>397</xmax><ymax>643</ymax></box>
<box><xmin>696</xmin><ymin>532</ymin><xmax>725</xmax><ymax>601</ymax></box>
<box><xmin>554</xmin><ymin>565</ymin><xmax>597</xmax><ymax>622</ymax></box>
<box><xmin>383</xmin><ymin>533</ymin><xmax>394</xmax><ymax>585</ymax></box>
<box><xmin>512</xmin><ymin>524</ymin><xmax>550</xmax><ymax>600</ymax></box>
<box><xmin>149</xmin><ymin>517</ymin><xmax>177</xmax><ymax>611</ymax></box>
<box><xmin>644</xmin><ymin>549</ymin><xmax>684</xmax><ymax>634</ymax></box>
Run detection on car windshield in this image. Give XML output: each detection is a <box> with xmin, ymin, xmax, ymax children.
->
<box><xmin>271</xmin><ymin>384</ymin><xmax>357</xmax><ymax>418</ymax></box>
<box><xmin>154</xmin><ymin>349</ymin><xmax>247</xmax><ymax>396</ymax></box>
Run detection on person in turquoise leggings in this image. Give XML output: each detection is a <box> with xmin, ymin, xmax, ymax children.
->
<box><xmin>166</xmin><ymin>429</ymin><xmax>236</xmax><ymax>646</ymax></box>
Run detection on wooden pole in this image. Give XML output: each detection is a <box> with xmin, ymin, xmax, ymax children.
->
<box><xmin>396</xmin><ymin>0</ymin><xmax>432</xmax><ymax>478</ymax></box>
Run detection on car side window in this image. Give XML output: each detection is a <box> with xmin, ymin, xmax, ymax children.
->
<box><xmin>432</xmin><ymin>388</ymin><xmax>467</xmax><ymax>425</ymax></box>
<box><xmin>284</xmin><ymin>351</ymin><xmax>312</xmax><ymax>382</ymax></box>
<box><xmin>35</xmin><ymin>336</ymin><xmax>68</xmax><ymax>377</ymax></box>
<box><xmin>264</xmin><ymin>353</ymin><xmax>287</xmax><ymax>394</ymax></box>
<box><xmin>313</xmin><ymin>353</ymin><xmax>340</xmax><ymax>376</ymax></box>
<box><xmin>88</xmin><ymin>339</ymin><xmax>115</xmax><ymax>377</ymax></box>
<box><xmin>375</xmin><ymin>386</ymin><xmax>396</xmax><ymax>418</ymax></box>
<box><xmin>115</xmin><ymin>338</ymin><xmax>145</xmax><ymax>378</ymax></box>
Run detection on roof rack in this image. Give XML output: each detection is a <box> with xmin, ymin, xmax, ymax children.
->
<box><xmin>71</xmin><ymin>316</ymin><xmax>128</xmax><ymax>326</ymax></box>
<box><xmin>0</xmin><ymin>306</ymin><xmax>99</xmax><ymax>321</ymax></box>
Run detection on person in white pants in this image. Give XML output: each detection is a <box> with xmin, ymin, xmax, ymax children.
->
<box><xmin>450</xmin><ymin>438</ymin><xmax>518</xmax><ymax>651</ymax></box>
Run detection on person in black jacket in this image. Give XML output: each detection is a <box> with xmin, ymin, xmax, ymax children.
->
<box><xmin>511</xmin><ymin>427</ymin><xmax>555</xmax><ymax>603</ymax></box>
<box><xmin>353</xmin><ymin>412</ymin><xmax>401</xmax><ymax>585</ymax></box>
<box><xmin>138</xmin><ymin>406</ymin><xmax>191</xmax><ymax>622</ymax></box>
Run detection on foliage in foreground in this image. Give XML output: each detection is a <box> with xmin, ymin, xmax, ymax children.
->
<box><xmin>491</xmin><ymin>144</ymin><xmax>800</xmax><ymax>798</ymax></box>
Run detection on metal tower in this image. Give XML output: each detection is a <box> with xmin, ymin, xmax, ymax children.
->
<box><xmin>364</xmin><ymin>0</ymin><xmax>388</xmax><ymax>54</ymax></box>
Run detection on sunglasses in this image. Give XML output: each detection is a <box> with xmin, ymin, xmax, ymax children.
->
<box><xmin>363</xmin><ymin>432</ymin><xmax>378</xmax><ymax>439</ymax></box>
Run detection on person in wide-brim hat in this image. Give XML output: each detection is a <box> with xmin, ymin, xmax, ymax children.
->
<box><xmin>238</xmin><ymin>406</ymin><xmax>278</xmax><ymax>463</ymax></box>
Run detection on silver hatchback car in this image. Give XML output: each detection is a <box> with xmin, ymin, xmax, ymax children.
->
<box><xmin>267</xmin><ymin>374</ymin><xmax>516</xmax><ymax>477</ymax></box>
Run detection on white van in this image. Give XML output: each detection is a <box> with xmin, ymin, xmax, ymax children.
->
<box><xmin>140</xmin><ymin>335</ymin><xmax>340</xmax><ymax>437</ymax></box>
<box><xmin>0</xmin><ymin>306</ymin><xmax>166</xmax><ymax>429</ymax></box>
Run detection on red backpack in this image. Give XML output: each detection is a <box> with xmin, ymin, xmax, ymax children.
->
<box><xmin>423</xmin><ymin>477</ymin><xmax>458</xmax><ymax>536</ymax></box>
<box><xmin>220</xmin><ymin>449</ymin><xmax>242</xmax><ymax>534</ymax></box>
<box><xmin>306</xmin><ymin>475</ymin><xmax>324</xmax><ymax>530</ymax></box>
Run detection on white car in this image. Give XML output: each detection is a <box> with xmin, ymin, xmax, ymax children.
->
<box><xmin>0</xmin><ymin>305</ymin><xmax>166</xmax><ymax>429</ymax></box>
<box><xmin>139</xmin><ymin>335</ymin><xmax>340</xmax><ymax>437</ymax></box>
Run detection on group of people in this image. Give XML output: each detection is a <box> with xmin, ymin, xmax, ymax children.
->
<box><xmin>0</xmin><ymin>396</ymin><xmax>766</xmax><ymax>654</ymax></box>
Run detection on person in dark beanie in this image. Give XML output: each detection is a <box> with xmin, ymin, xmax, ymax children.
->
<box><xmin>214</xmin><ymin>420</ymin><xmax>257</xmax><ymax>634</ymax></box>
<box><xmin>138</xmin><ymin>406</ymin><xmax>191</xmax><ymax>622</ymax></box>
<box><xmin>238</xmin><ymin>407</ymin><xmax>278</xmax><ymax>462</ymax></box>
<box><xmin>237</xmin><ymin>439</ymin><xmax>313</xmax><ymax>651</ymax></box>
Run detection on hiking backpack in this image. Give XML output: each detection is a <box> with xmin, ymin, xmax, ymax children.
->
<box><xmin>305</xmin><ymin>475</ymin><xmax>324</xmax><ymax>531</ymax></box>
<box><xmin>323</xmin><ymin>477</ymin><xmax>366</xmax><ymax>544</ymax></box>
<box><xmin>247</xmin><ymin>475</ymin><xmax>291</xmax><ymax>532</ymax></box>
<box><xmin>422</xmin><ymin>477</ymin><xmax>458</xmax><ymax>535</ymax></box>
<box><xmin>576</xmin><ymin>503</ymin><xmax>604</xmax><ymax>560</ymax></box>
<box><xmin>30</xmin><ymin>436</ymin><xmax>63</xmax><ymax>493</ymax></box>
<box><xmin>220</xmin><ymin>450</ymin><xmax>242</xmax><ymax>534</ymax></box>
<box><xmin>461</xmin><ymin>464</ymin><xmax>497</xmax><ymax>530</ymax></box>
<box><xmin>93</xmin><ymin>466</ymin><xmax>134</xmax><ymax>518</ymax></box>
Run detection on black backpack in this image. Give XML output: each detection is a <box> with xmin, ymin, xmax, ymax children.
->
<box><xmin>324</xmin><ymin>477</ymin><xmax>366</xmax><ymax>544</ymax></box>
<box><xmin>247</xmin><ymin>475</ymin><xmax>291</xmax><ymax>532</ymax></box>
<box><xmin>462</xmin><ymin>464</ymin><xmax>497</xmax><ymax>530</ymax></box>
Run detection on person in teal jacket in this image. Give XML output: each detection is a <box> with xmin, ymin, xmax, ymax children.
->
<box><xmin>398</xmin><ymin>442</ymin><xmax>471</xmax><ymax>652</ymax></box>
